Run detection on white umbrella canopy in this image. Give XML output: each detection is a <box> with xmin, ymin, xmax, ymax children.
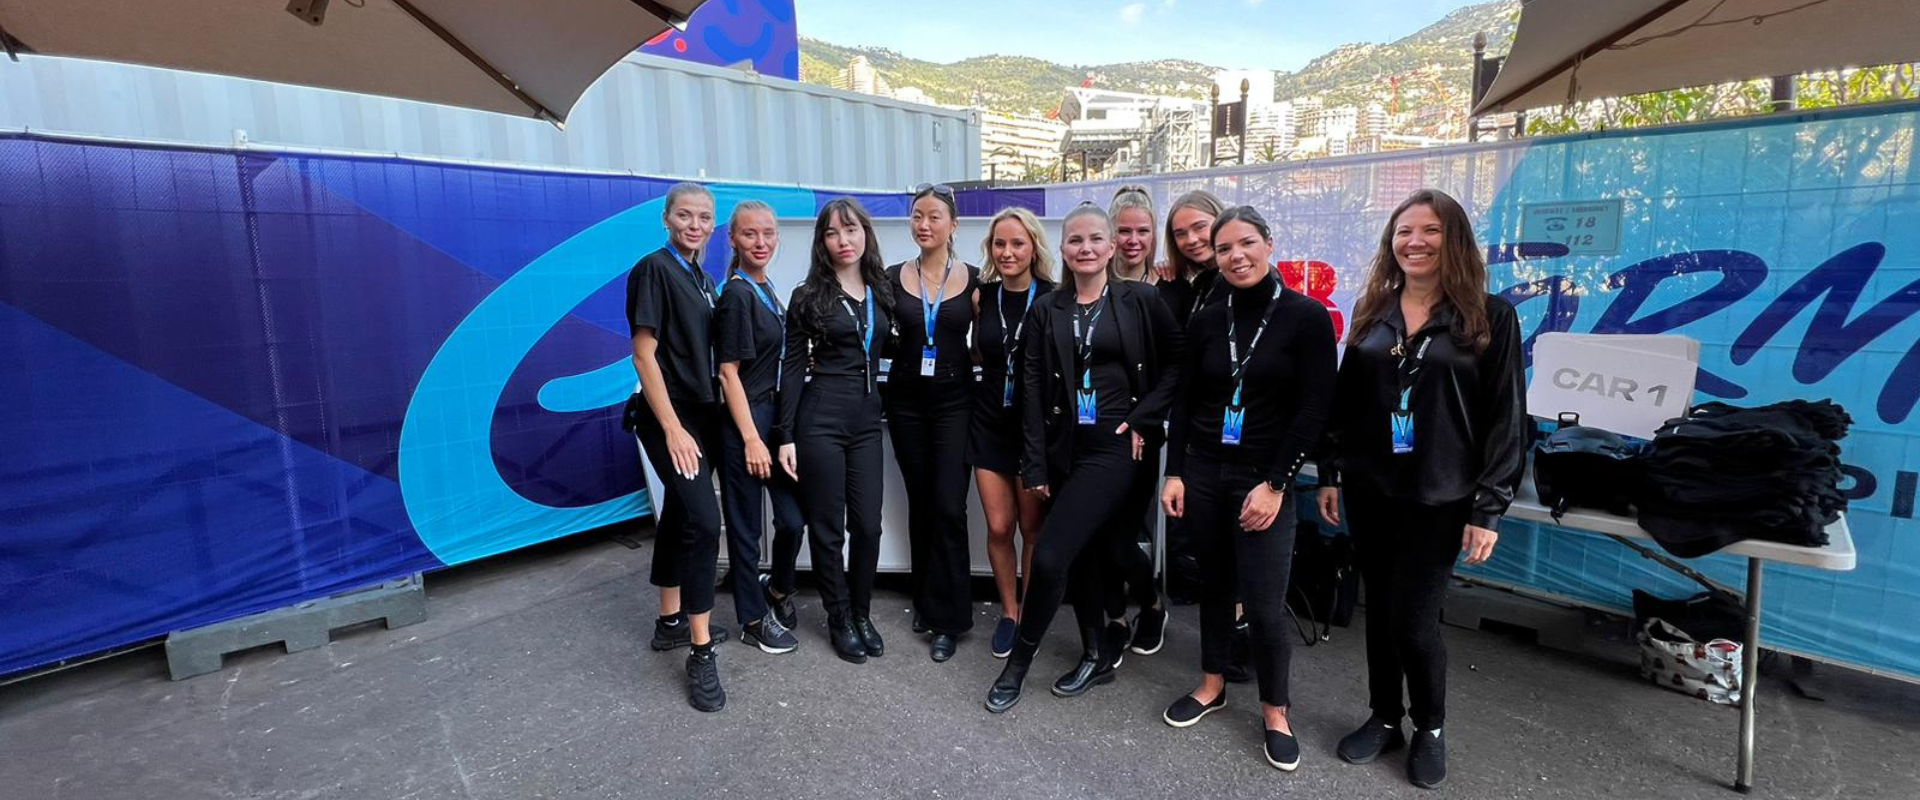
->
<box><xmin>0</xmin><ymin>0</ymin><xmax>705</xmax><ymax>124</ymax></box>
<box><xmin>1474</xmin><ymin>0</ymin><xmax>1920</xmax><ymax>115</ymax></box>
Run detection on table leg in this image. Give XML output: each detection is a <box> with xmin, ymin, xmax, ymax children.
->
<box><xmin>1736</xmin><ymin>557</ymin><xmax>1763</xmax><ymax>793</ymax></box>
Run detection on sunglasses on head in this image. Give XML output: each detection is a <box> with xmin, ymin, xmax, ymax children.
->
<box><xmin>914</xmin><ymin>183</ymin><xmax>956</xmax><ymax>197</ymax></box>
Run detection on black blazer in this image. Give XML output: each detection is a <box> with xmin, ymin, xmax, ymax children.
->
<box><xmin>1020</xmin><ymin>279</ymin><xmax>1183</xmax><ymax>488</ymax></box>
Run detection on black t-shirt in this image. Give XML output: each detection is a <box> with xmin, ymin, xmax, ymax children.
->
<box><xmin>1168</xmin><ymin>273</ymin><xmax>1337</xmax><ymax>486</ymax></box>
<box><xmin>715</xmin><ymin>272</ymin><xmax>786</xmax><ymax>407</ymax></box>
<box><xmin>626</xmin><ymin>246</ymin><xmax>719</xmax><ymax>405</ymax></box>
<box><xmin>887</xmin><ymin>261</ymin><xmax>979</xmax><ymax>385</ymax></box>
<box><xmin>977</xmin><ymin>278</ymin><xmax>1054</xmax><ymax>391</ymax></box>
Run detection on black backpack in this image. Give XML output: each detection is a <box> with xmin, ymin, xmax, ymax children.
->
<box><xmin>1533</xmin><ymin>413</ymin><xmax>1649</xmax><ymax>520</ymax></box>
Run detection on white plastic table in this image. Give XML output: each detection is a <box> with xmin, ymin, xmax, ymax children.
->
<box><xmin>1305</xmin><ymin>465</ymin><xmax>1856</xmax><ymax>793</ymax></box>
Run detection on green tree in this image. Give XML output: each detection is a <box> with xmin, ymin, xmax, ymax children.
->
<box><xmin>1524</xmin><ymin>64</ymin><xmax>1919</xmax><ymax>136</ymax></box>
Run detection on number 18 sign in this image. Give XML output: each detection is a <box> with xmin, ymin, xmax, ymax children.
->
<box><xmin>1522</xmin><ymin>199</ymin><xmax>1623</xmax><ymax>255</ymax></box>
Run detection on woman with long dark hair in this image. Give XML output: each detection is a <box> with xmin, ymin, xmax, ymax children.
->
<box><xmin>1316</xmin><ymin>188</ymin><xmax>1526</xmax><ymax>789</ymax></box>
<box><xmin>985</xmin><ymin>203</ymin><xmax>1181</xmax><ymax>713</ymax></box>
<box><xmin>626</xmin><ymin>182</ymin><xmax>729</xmax><ymax>711</ymax></box>
<box><xmin>886</xmin><ymin>183</ymin><xmax>980</xmax><ymax>662</ymax></box>
<box><xmin>1160</xmin><ymin>206</ymin><xmax>1337</xmax><ymax>772</ymax></box>
<box><xmin>714</xmin><ymin>200</ymin><xmax>803</xmax><ymax>655</ymax></box>
<box><xmin>774</xmin><ymin>198</ymin><xmax>897</xmax><ymax>665</ymax></box>
<box><xmin>967</xmin><ymin>207</ymin><xmax>1055</xmax><ymax>659</ymax></box>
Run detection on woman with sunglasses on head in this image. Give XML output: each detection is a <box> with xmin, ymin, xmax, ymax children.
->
<box><xmin>968</xmin><ymin>207</ymin><xmax>1055</xmax><ymax>660</ymax></box>
<box><xmin>1102</xmin><ymin>185</ymin><xmax>1172</xmax><ymax>658</ymax></box>
<box><xmin>1159</xmin><ymin>206</ymin><xmax>1336</xmax><ymax>772</ymax></box>
<box><xmin>984</xmin><ymin>203</ymin><xmax>1182</xmax><ymax>713</ymax></box>
<box><xmin>885</xmin><ymin>183</ymin><xmax>981</xmax><ymax>663</ymax></box>
<box><xmin>1315</xmin><ymin>189</ymin><xmax>1526</xmax><ymax>790</ymax></box>
<box><xmin>774</xmin><ymin>198</ymin><xmax>898</xmax><ymax>665</ymax></box>
<box><xmin>626</xmin><ymin>182</ymin><xmax>730</xmax><ymax>711</ymax></box>
<box><xmin>713</xmin><ymin>200</ymin><xmax>803</xmax><ymax>656</ymax></box>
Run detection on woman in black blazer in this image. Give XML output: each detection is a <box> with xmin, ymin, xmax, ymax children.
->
<box><xmin>985</xmin><ymin>203</ymin><xmax>1182</xmax><ymax>713</ymax></box>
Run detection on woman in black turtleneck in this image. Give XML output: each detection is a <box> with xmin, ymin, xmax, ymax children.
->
<box><xmin>1160</xmin><ymin>206</ymin><xmax>1336</xmax><ymax>772</ymax></box>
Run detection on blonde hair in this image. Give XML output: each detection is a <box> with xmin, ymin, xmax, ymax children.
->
<box><xmin>725</xmin><ymin>200</ymin><xmax>777</xmax><ymax>274</ymax></box>
<box><xmin>1108</xmin><ymin>185</ymin><xmax>1158</xmax><ymax>280</ymax></box>
<box><xmin>1164</xmin><ymin>189</ymin><xmax>1226</xmax><ymax>280</ymax></box>
<box><xmin>1061</xmin><ymin>203</ymin><xmax>1120</xmax><ymax>282</ymax></box>
<box><xmin>979</xmin><ymin>207</ymin><xmax>1056</xmax><ymax>285</ymax></box>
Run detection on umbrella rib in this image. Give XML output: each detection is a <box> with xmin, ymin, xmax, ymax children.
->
<box><xmin>388</xmin><ymin>0</ymin><xmax>564</xmax><ymax>123</ymax></box>
<box><xmin>1486</xmin><ymin>0</ymin><xmax>1696</xmax><ymax>113</ymax></box>
<box><xmin>0</xmin><ymin>20</ymin><xmax>24</xmax><ymax>62</ymax></box>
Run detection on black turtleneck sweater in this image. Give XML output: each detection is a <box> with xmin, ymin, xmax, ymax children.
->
<box><xmin>1166</xmin><ymin>272</ymin><xmax>1337</xmax><ymax>487</ymax></box>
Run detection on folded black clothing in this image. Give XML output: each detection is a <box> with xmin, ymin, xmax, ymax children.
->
<box><xmin>1635</xmin><ymin>399</ymin><xmax>1849</xmax><ymax>557</ymax></box>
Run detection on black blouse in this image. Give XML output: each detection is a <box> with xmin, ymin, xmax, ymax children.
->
<box><xmin>625</xmin><ymin>246</ymin><xmax>718</xmax><ymax>406</ymax></box>
<box><xmin>1318</xmin><ymin>293</ymin><xmax>1528</xmax><ymax>529</ymax></box>
<box><xmin>715</xmin><ymin>272</ymin><xmax>786</xmax><ymax>407</ymax></box>
<box><xmin>886</xmin><ymin>261</ymin><xmax>979</xmax><ymax>386</ymax></box>
<box><xmin>1167</xmin><ymin>272</ymin><xmax>1337</xmax><ymax>487</ymax></box>
<box><xmin>774</xmin><ymin>283</ymin><xmax>893</xmax><ymax>444</ymax></box>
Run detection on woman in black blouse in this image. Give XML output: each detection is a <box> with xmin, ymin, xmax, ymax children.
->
<box><xmin>774</xmin><ymin>198</ymin><xmax>897</xmax><ymax>665</ymax></box>
<box><xmin>886</xmin><ymin>184</ymin><xmax>980</xmax><ymax>663</ymax></box>
<box><xmin>714</xmin><ymin>200</ymin><xmax>803</xmax><ymax>656</ymax></box>
<box><xmin>1315</xmin><ymin>189</ymin><xmax>1526</xmax><ymax>790</ymax></box>
<box><xmin>625</xmin><ymin>182</ymin><xmax>729</xmax><ymax>711</ymax></box>
<box><xmin>1159</xmin><ymin>206</ymin><xmax>1336</xmax><ymax>771</ymax></box>
<box><xmin>967</xmin><ymin>206</ymin><xmax>1055</xmax><ymax>660</ymax></box>
<box><xmin>985</xmin><ymin>204</ymin><xmax>1182</xmax><ymax>713</ymax></box>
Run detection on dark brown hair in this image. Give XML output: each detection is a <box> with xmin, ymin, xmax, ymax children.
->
<box><xmin>1348</xmin><ymin>189</ymin><xmax>1491</xmax><ymax>353</ymax></box>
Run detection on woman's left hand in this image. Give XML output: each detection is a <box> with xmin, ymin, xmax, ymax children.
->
<box><xmin>1239</xmin><ymin>482</ymin><xmax>1283</xmax><ymax>532</ymax></box>
<box><xmin>1461</xmin><ymin>524</ymin><xmax>1499</xmax><ymax>565</ymax></box>
<box><xmin>1116</xmin><ymin>422</ymin><xmax>1145</xmax><ymax>461</ymax></box>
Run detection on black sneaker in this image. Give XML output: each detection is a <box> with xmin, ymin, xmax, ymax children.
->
<box><xmin>1264</xmin><ymin>729</ymin><xmax>1301</xmax><ymax>772</ymax></box>
<box><xmin>1407</xmin><ymin>727</ymin><xmax>1446</xmax><ymax>789</ymax></box>
<box><xmin>743</xmin><ymin>612</ymin><xmax>799</xmax><ymax>655</ymax></box>
<box><xmin>650</xmin><ymin>615</ymin><xmax>730</xmax><ymax>651</ymax></box>
<box><xmin>759</xmin><ymin>574</ymin><xmax>797</xmax><ymax>630</ymax></box>
<box><xmin>685</xmin><ymin>647</ymin><xmax>726</xmax><ymax>712</ymax></box>
<box><xmin>1336</xmin><ymin>717</ymin><xmax>1406</xmax><ymax>764</ymax></box>
<box><xmin>1130</xmin><ymin>606</ymin><xmax>1168</xmax><ymax>655</ymax></box>
<box><xmin>1162</xmin><ymin>690</ymin><xmax>1226</xmax><ymax>728</ymax></box>
<box><xmin>991</xmin><ymin>617</ymin><xmax>1018</xmax><ymax>659</ymax></box>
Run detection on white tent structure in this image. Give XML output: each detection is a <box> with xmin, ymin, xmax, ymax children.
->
<box><xmin>0</xmin><ymin>0</ymin><xmax>704</xmax><ymax>124</ymax></box>
<box><xmin>1474</xmin><ymin>0</ymin><xmax>1920</xmax><ymax>115</ymax></box>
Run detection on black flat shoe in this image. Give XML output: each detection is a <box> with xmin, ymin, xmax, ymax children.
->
<box><xmin>986</xmin><ymin>638</ymin><xmax>1037</xmax><ymax>714</ymax></box>
<box><xmin>930</xmin><ymin>633</ymin><xmax>957</xmax><ymax>662</ymax></box>
<box><xmin>1337</xmin><ymin>716</ymin><xmax>1406</xmax><ymax>764</ymax></box>
<box><xmin>1051</xmin><ymin>626</ymin><xmax>1116</xmax><ymax>697</ymax></box>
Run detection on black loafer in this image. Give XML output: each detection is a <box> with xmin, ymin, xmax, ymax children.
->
<box><xmin>1162</xmin><ymin>691</ymin><xmax>1226</xmax><ymax>728</ymax></box>
<box><xmin>930</xmin><ymin>633</ymin><xmax>957</xmax><ymax>662</ymax></box>
<box><xmin>1265</xmin><ymin>729</ymin><xmax>1301</xmax><ymax>771</ymax></box>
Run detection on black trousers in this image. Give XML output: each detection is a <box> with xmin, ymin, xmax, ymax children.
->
<box><xmin>794</xmin><ymin>376</ymin><xmax>886</xmax><ymax>621</ymax></box>
<box><xmin>1016</xmin><ymin>426</ymin><xmax>1139</xmax><ymax>644</ymax></box>
<box><xmin>1105</xmin><ymin>443</ymin><xmax>1161</xmax><ymax>620</ymax></box>
<box><xmin>1344</xmin><ymin>481</ymin><xmax>1471</xmax><ymax>730</ymax></box>
<box><xmin>886</xmin><ymin>380</ymin><xmax>976</xmax><ymax>635</ymax></box>
<box><xmin>718</xmin><ymin>396</ymin><xmax>806</xmax><ymax>627</ymax></box>
<box><xmin>632</xmin><ymin>399</ymin><xmax>725</xmax><ymax>616</ymax></box>
<box><xmin>1185</xmin><ymin>450</ymin><xmax>1296</xmax><ymax>707</ymax></box>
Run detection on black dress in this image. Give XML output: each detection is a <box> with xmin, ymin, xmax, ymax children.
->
<box><xmin>967</xmin><ymin>278</ymin><xmax>1054</xmax><ymax>476</ymax></box>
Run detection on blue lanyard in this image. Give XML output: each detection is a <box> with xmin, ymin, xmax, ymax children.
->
<box><xmin>1072</xmin><ymin>285</ymin><xmax>1109</xmax><ymax>390</ymax></box>
<box><xmin>916</xmin><ymin>256</ymin><xmax>954</xmax><ymax>346</ymax></box>
<box><xmin>668</xmin><ymin>247</ymin><xmax>714</xmax><ymax>308</ymax></box>
<box><xmin>1225</xmin><ymin>281</ymin><xmax>1282</xmax><ymax>407</ymax></box>
<box><xmin>838</xmin><ymin>287</ymin><xmax>874</xmax><ymax>358</ymax></box>
<box><xmin>999</xmin><ymin>281</ymin><xmax>1036</xmax><ymax>378</ymax></box>
<box><xmin>732</xmin><ymin>270</ymin><xmax>785</xmax><ymax>384</ymax></box>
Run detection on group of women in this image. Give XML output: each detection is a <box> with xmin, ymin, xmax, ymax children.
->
<box><xmin>625</xmin><ymin>181</ymin><xmax>1525</xmax><ymax>790</ymax></box>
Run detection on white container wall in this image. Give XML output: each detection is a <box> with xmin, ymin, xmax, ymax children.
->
<box><xmin>0</xmin><ymin>52</ymin><xmax>979</xmax><ymax>190</ymax></box>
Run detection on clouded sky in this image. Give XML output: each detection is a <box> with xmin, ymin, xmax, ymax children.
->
<box><xmin>797</xmin><ymin>0</ymin><xmax>1493</xmax><ymax>71</ymax></box>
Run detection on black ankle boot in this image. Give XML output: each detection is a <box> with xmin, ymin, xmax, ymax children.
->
<box><xmin>1052</xmin><ymin>626</ymin><xmax>1116</xmax><ymax>697</ymax></box>
<box><xmin>986</xmin><ymin>637</ymin><xmax>1037</xmax><ymax>713</ymax></box>
<box><xmin>829</xmin><ymin>616</ymin><xmax>868</xmax><ymax>664</ymax></box>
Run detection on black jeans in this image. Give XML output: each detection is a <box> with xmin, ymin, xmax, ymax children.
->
<box><xmin>1344</xmin><ymin>481</ymin><xmax>1471</xmax><ymax>730</ymax></box>
<box><xmin>886</xmin><ymin>380</ymin><xmax>976</xmax><ymax>635</ymax></box>
<box><xmin>1185</xmin><ymin>450</ymin><xmax>1296</xmax><ymax>707</ymax></box>
<box><xmin>794</xmin><ymin>376</ymin><xmax>886</xmax><ymax>621</ymax></box>
<box><xmin>632</xmin><ymin>399</ymin><xmax>725</xmax><ymax>616</ymax></box>
<box><xmin>718</xmin><ymin>397</ymin><xmax>806</xmax><ymax>627</ymax></box>
<box><xmin>1016</xmin><ymin>426</ymin><xmax>1139</xmax><ymax>645</ymax></box>
<box><xmin>1105</xmin><ymin>443</ymin><xmax>1161</xmax><ymax>620</ymax></box>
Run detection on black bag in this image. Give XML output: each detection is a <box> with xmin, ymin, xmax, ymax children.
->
<box><xmin>1288</xmin><ymin>519</ymin><xmax>1357</xmax><ymax>633</ymax></box>
<box><xmin>1533</xmin><ymin>412</ymin><xmax>1648</xmax><ymax>520</ymax></box>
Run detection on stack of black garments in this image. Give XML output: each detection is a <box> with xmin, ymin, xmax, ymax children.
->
<box><xmin>1636</xmin><ymin>400</ymin><xmax>1851</xmax><ymax>558</ymax></box>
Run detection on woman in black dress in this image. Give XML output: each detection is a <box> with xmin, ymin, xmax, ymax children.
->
<box><xmin>985</xmin><ymin>203</ymin><xmax>1182</xmax><ymax>713</ymax></box>
<box><xmin>625</xmin><ymin>182</ymin><xmax>729</xmax><ymax>711</ymax></box>
<box><xmin>1316</xmin><ymin>189</ymin><xmax>1526</xmax><ymax>790</ymax></box>
<box><xmin>774</xmin><ymin>198</ymin><xmax>897</xmax><ymax>665</ymax></box>
<box><xmin>886</xmin><ymin>184</ymin><xmax>980</xmax><ymax>662</ymax></box>
<box><xmin>967</xmin><ymin>206</ymin><xmax>1055</xmax><ymax>659</ymax></box>
<box><xmin>1160</xmin><ymin>206</ymin><xmax>1337</xmax><ymax>772</ymax></box>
